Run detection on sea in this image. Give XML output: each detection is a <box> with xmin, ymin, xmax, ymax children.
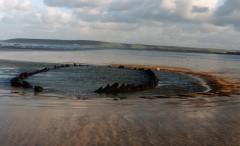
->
<box><xmin>0</xmin><ymin>40</ymin><xmax>240</xmax><ymax>146</ymax></box>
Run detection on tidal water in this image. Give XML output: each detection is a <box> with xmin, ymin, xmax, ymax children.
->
<box><xmin>0</xmin><ymin>49</ymin><xmax>239</xmax><ymax>79</ymax></box>
<box><xmin>0</xmin><ymin>47</ymin><xmax>240</xmax><ymax>146</ymax></box>
<box><xmin>0</xmin><ymin>62</ymin><xmax>207</xmax><ymax>98</ymax></box>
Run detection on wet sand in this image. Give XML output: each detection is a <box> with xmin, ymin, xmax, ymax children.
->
<box><xmin>1</xmin><ymin>64</ymin><xmax>240</xmax><ymax>146</ymax></box>
<box><xmin>112</xmin><ymin>64</ymin><xmax>240</xmax><ymax>98</ymax></box>
<box><xmin>1</xmin><ymin>91</ymin><xmax>240</xmax><ymax>146</ymax></box>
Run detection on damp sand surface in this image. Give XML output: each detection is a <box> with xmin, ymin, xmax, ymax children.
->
<box><xmin>0</xmin><ymin>50</ymin><xmax>240</xmax><ymax>146</ymax></box>
<box><xmin>1</xmin><ymin>65</ymin><xmax>240</xmax><ymax>146</ymax></box>
<box><xmin>1</xmin><ymin>90</ymin><xmax>240</xmax><ymax>146</ymax></box>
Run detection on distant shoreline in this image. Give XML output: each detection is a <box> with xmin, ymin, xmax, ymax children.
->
<box><xmin>1</xmin><ymin>38</ymin><xmax>240</xmax><ymax>55</ymax></box>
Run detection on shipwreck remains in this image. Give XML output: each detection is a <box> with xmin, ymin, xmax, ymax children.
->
<box><xmin>95</xmin><ymin>66</ymin><xmax>159</xmax><ymax>94</ymax></box>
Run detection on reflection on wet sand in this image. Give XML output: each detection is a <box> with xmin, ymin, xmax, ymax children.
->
<box><xmin>1</xmin><ymin>92</ymin><xmax>240</xmax><ymax>146</ymax></box>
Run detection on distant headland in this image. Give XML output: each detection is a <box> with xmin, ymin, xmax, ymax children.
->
<box><xmin>1</xmin><ymin>38</ymin><xmax>240</xmax><ymax>55</ymax></box>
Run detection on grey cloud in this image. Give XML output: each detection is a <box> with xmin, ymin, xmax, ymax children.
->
<box><xmin>73</xmin><ymin>11</ymin><xmax>100</xmax><ymax>22</ymax></box>
<box><xmin>107</xmin><ymin>0</ymin><xmax>198</xmax><ymax>23</ymax></box>
<box><xmin>108</xmin><ymin>0</ymin><xmax>143</xmax><ymax>11</ymax></box>
<box><xmin>72</xmin><ymin>0</ymin><xmax>144</xmax><ymax>23</ymax></box>
<box><xmin>49</xmin><ymin>0</ymin><xmax>198</xmax><ymax>26</ymax></box>
<box><xmin>215</xmin><ymin>0</ymin><xmax>240</xmax><ymax>16</ymax></box>
<box><xmin>43</xmin><ymin>0</ymin><xmax>108</xmax><ymax>8</ymax></box>
<box><xmin>213</xmin><ymin>16</ymin><xmax>240</xmax><ymax>29</ymax></box>
<box><xmin>213</xmin><ymin>0</ymin><xmax>240</xmax><ymax>28</ymax></box>
<box><xmin>191</xmin><ymin>6</ymin><xmax>208</xmax><ymax>13</ymax></box>
<box><xmin>74</xmin><ymin>0</ymin><xmax>190</xmax><ymax>25</ymax></box>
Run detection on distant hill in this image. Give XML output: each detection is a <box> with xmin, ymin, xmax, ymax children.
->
<box><xmin>1</xmin><ymin>38</ymin><xmax>240</xmax><ymax>55</ymax></box>
<box><xmin>3</xmin><ymin>38</ymin><xmax>103</xmax><ymax>45</ymax></box>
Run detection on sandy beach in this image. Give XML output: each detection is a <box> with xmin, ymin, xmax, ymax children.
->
<box><xmin>1</xmin><ymin>63</ymin><xmax>240</xmax><ymax>146</ymax></box>
<box><xmin>1</xmin><ymin>89</ymin><xmax>240</xmax><ymax>146</ymax></box>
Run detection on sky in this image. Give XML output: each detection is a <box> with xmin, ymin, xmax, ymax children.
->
<box><xmin>0</xmin><ymin>0</ymin><xmax>239</xmax><ymax>50</ymax></box>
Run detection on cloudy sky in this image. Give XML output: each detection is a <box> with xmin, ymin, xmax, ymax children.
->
<box><xmin>0</xmin><ymin>0</ymin><xmax>239</xmax><ymax>50</ymax></box>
